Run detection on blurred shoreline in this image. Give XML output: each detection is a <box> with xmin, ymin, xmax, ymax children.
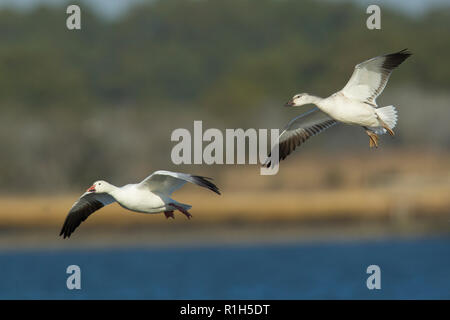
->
<box><xmin>1</xmin><ymin>187</ymin><xmax>449</xmax><ymax>228</ymax></box>
<box><xmin>1</xmin><ymin>222</ymin><xmax>449</xmax><ymax>251</ymax></box>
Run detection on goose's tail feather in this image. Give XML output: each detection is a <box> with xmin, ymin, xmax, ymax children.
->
<box><xmin>372</xmin><ymin>105</ymin><xmax>398</xmax><ymax>135</ymax></box>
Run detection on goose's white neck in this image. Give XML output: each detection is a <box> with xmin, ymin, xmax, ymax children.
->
<box><xmin>302</xmin><ymin>94</ymin><xmax>322</xmax><ymax>105</ymax></box>
<box><xmin>291</xmin><ymin>93</ymin><xmax>323</xmax><ymax>107</ymax></box>
<box><xmin>107</xmin><ymin>184</ymin><xmax>122</xmax><ymax>198</ymax></box>
<box><xmin>92</xmin><ymin>180</ymin><xmax>121</xmax><ymax>198</ymax></box>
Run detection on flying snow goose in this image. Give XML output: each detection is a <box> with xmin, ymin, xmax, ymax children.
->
<box><xmin>59</xmin><ymin>170</ymin><xmax>220</xmax><ymax>238</ymax></box>
<box><xmin>264</xmin><ymin>49</ymin><xmax>412</xmax><ymax>167</ymax></box>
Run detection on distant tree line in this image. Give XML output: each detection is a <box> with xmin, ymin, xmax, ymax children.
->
<box><xmin>0</xmin><ymin>0</ymin><xmax>449</xmax><ymax>114</ymax></box>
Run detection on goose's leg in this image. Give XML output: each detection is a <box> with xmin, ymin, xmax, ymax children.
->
<box><xmin>169</xmin><ymin>203</ymin><xmax>192</xmax><ymax>219</ymax></box>
<box><xmin>364</xmin><ymin>127</ymin><xmax>379</xmax><ymax>148</ymax></box>
<box><xmin>164</xmin><ymin>211</ymin><xmax>175</xmax><ymax>219</ymax></box>
<box><xmin>377</xmin><ymin>116</ymin><xmax>395</xmax><ymax>136</ymax></box>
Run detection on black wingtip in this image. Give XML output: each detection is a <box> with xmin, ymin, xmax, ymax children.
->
<box><xmin>193</xmin><ymin>175</ymin><xmax>221</xmax><ymax>195</ymax></box>
<box><xmin>398</xmin><ymin>48</ymin><xmax>413</xmax><ymax>58</ymax></box>
<box><xmin>59</xmin><ymin>215</ymin><xmax>72</xmax><ymax>239</ymax></box>
<box><xmin>59</xmin><ymin>225</ymin><xmax>65</xmax><ymax>238</ymax></box>
<box><xmin>399</xmin><ymin>48</ymin><xmax>412</xmax><ymax>54</ymax></box>
<box><xmin>59</xmin><ymin>223</ymin><xmax>71</xmax><ymax>239</ymax></box>
<box><xmin>383</xmin><ymin>49</ymin><xmax>412</xmax><ymax>70</ymax></box>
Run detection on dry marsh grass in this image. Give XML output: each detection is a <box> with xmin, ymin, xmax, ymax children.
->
<box><xmin>0</xmin><ymin>150</ymin><xmax>449</xmax><ymax>230</ymax></box>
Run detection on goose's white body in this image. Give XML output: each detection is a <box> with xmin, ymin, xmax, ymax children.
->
<box><xmin>111</xmin><ymin>184</ymin><xmax>180</xmax><ymax>214</ymax></box>
<box><xmin>316</xmin><ymin>93</ymin><xmax>380</xmax><ymax>127</ymax></box>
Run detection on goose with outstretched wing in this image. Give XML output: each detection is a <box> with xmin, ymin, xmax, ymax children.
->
<box><xmin>264</xmin><ymin>49</ymin><xmax>411</xmax><ymax>167</ymax></box>
<box><xmin>60</xmin><ymin>170</ymin><xmax>220</xmax><ymax>238</ymax></box>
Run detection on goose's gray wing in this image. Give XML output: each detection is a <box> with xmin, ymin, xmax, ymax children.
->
<box><xmin>263</xmin><ymin>108</ymin><xmax>337</xmax><ymax>167</ymax></box>
<box><xmin>341</xmin><ymin>49</ymin><xmax>411</xmax><ymax>104</ymax></box>
<box><xmin>59</xmin><ymin>192</ymin><xmax>115</xmax><ymax>239</ymax></box>
<box><xmin>138</xmin><ymin>170</ymin><xmax>220</xmax><ymax>195</ymax></box>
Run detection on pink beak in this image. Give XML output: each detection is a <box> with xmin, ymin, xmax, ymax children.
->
<box><xmin>87</xmin><ymin>185</ymin><xmax>96</xmax><ymax>192</ymax></box>
<box><xmin>285</xmin><ymin>99</ymin><xmax>294</xmax><ymax>107</ymax></box>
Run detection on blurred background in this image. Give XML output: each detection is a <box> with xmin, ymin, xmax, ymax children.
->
<box><xmin>0</xmin><ymin>0</ymin><xmax>449</xmax><ymax>299</ymax></box>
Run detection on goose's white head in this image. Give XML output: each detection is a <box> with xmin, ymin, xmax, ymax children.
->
<box><xmin>86</xmin><ymin>180</ymin><xmax>114</xmax><ymax>194</ymax></box>
<box><xmin>285</xmin><ymin>93</ymin><xmax>310</xmax><ymax>107</ymax></box>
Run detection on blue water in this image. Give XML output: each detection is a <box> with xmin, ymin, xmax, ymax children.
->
<box><xmin>0</xmin><ymin>236</ymin><xmax>449</xmax><ymax>299</ymax></box>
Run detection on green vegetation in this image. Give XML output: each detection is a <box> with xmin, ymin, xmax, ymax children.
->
<box><xmin>1</xmin><ymin>0</ymin><xmax>449</xmax><ymax>112</ymax></box>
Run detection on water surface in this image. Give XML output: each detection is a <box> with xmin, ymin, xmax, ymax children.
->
<box><xmin>0</xmin><ymin>236</ymin><xmax>448</xmax><ymax>299</ymax></box>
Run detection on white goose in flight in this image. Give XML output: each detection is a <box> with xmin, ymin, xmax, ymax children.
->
<box><xmin>60</xmin><ymin>170</ymin><xmax>220</xmax><ymax>238</ymax></box>
<box><xmin>264</xmin><ymin>49</ymin><xmax>412</xmax><ymax>167</ymax></box>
